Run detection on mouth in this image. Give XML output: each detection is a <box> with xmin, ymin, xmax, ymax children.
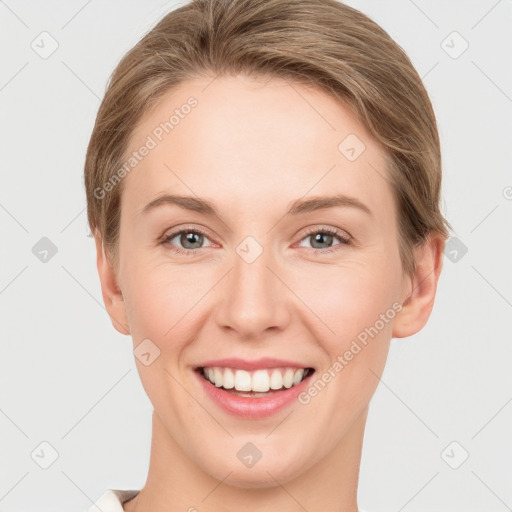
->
<box><xmin>194</xmin><ymin>366</ymin><xmax>316</xmax><ymax>397</ymax></box>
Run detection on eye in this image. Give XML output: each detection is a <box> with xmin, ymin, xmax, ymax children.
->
<box><xmin>161</xmin><ymin>225</ymin><xmax>351</xmax><ymax>256</ymax></box>
<box><xmin>162</xmin><ymin>227</ymin><xmax>214</xmax><ymax>256</ymax></box>
<box><xmin>297</xmin><ymin>226</ymin><xmax>351</xmax><ymax>254</ymax></box>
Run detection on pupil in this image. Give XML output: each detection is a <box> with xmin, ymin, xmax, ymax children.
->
<box><xmin>313</xmin><ymin>233</ymin><xmax>332</xmax><ymax>249</ymax></box>
<box><xmin>182</xmin><ymin>232</ymin><xmax>202</xmax><ymax>249</ymax></box>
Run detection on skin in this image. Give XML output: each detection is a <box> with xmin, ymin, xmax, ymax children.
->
<box><xmin>94</xmin><ymin>73</ymin><xmax>444</xmax><ymax>512</ymax></box>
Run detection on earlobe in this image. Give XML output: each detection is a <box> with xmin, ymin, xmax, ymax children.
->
<box><xmin>94</xmin><ymin>231</ymin><xmax>131</xmax><ymax>336</ymax></box>
<box><xmin>392</xmin><ymin>234</ymin><xmax>445</xmax><ymax>339</ymax></box>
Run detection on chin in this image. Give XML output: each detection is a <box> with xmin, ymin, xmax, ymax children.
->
<box><xmin>203</xmin><ymin>452</ymin><xmax>309</xmax><ymax>489</ymax></box>
<box><xmin>222</xmin><ymin>470</ymin><xmax>294</xmax><ymax>490</ymax></box>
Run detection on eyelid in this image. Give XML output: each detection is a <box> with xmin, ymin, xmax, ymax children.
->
<box><xmin>299</xmin><ymin>225</ymin><xmax>351</xmax><ymax>242</ymax></box>
<box><xmin>161</xmin><ymin>223</ymin><xmax>215</xmax><ymax>241</ymax></box>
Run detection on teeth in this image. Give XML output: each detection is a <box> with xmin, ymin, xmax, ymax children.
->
<box><xmin>283</xmin><ymin>368</ymin><xmax>294</xmax><ymax>388</ymax></box>
<box><xmin>234</xmin><ymin>369</ymin><xmax>252</xmax><ymax>391</ymax></box>
<box><xmin>293</xmin><ymin>368</ymin><xmax>303</xmax><ymax>386</ymax></box>
<box><xmin>252</xmin><ymin>369</ymin><xmax>270</xmax><ymax>392</ymax></box>
<box><xmin>213</xmin><ymin>367</ymin><xmax>223</xmax><ymax>387</ymax></box>
<box><xmin>201</xmin><ymin>366</ymin><xmax>310</xmax><ymax>392</ymax></box>
<box><xmin>270</xmin><ymin>369</ymin><xmax>283</xmax><ymax>390</ymax></box>
<box><xmin>222</xmin><ymin>368</ymin><xmax>235</xmax><ymax>389</ymax></box>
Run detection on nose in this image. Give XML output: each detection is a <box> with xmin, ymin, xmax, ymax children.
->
<box><xmin>214</xmin><ymin>242</ymin><xmax>291</xmax><ymax>341</ymax></box>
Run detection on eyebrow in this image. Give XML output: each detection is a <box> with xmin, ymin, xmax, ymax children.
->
<box><xmin>141</xmin><ymin>193</ymin><xmax>372</xmax><ymax>219</ymax></box>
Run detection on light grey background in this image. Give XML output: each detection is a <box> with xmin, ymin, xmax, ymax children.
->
<box><xmin>1</xmin><ymin>1</ymin><xmax>511</xmax><ymax>511</ymax></box>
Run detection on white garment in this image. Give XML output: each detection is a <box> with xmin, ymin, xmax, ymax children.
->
<box><xmin>84</xmin><ymin>488</ymin><xmax>370</xmax><ymax>512</ymax></box>
<box><xmin>84</xmin><ymin>489</ymin><xmax>140</xmax><ymax>512</ymax></box>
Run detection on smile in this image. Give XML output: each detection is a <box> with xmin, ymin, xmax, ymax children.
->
<box><xmin>197</xmin><ymin>366</ymin><xmax>314</xmax><ymax>394</ymax></box>
<box><xmin>193</xmin><ymin>364</ymin><xmax>316</xmax><ymax>419</ymax></box>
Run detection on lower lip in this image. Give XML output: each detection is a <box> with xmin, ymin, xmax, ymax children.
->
<box><xmin>194</xmin><ymin>369</ymin><xmax>315</xmax><ymax>419</ymax></box>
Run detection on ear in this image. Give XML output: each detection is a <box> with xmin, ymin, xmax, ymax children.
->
<box><xmin>392</xmin><ymin>234</ymin><xmax>445</xmax><ymax>338</ymax></box>
<box><xmin>94</xmin><ymin>230</ymin><xmax>130</xmax><ymax>335</ymax></box>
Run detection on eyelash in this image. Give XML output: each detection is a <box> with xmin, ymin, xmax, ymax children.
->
<box><xmin>161</xmin><ymin>225</ymin><xmax>351</xmax><ymax>256</ymax></box>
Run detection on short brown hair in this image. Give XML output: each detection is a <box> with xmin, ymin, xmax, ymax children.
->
<box><xmin>84</xmin><ymin>0</ymin><xmax>451</xmax><ymax>276</ymax></box>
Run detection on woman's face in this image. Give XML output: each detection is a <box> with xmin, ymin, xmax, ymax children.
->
<box><xmin>106</xmin><ymin>74</ymin><xmax>413</xmax><ymax>486</ymax></box>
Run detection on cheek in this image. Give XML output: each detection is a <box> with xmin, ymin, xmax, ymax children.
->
<box><xmin>294</xmin><ymin>262</ymin><xmax>400</xmax><ymax>437</ymax></box>
<box><xmin>121</xmin><ymin>264</ymin><xmax>200</xmax><ymax>407</ymax></box>
<box><xmin>323</xmin><ymin>258</ymin><xmax>401</xmax><ymax>394</ymax></box>
<box><xmin>122</xmin><ymin>258</ymin><xmax>213</xmax><ymax>342</ymax></box>
<box><xmin>293</xmin><ymin>257</ymin><xmax>401</xmax><ymax>345</ymax></box>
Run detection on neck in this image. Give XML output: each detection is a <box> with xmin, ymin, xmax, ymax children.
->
<box><xmin>125</xmin><ymin>407</ymin><xmax>368</xmax><ymax>512</ymax></box>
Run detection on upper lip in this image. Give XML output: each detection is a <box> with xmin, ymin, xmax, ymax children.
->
<box><xmin>196</xmin><ymin>357</ymin><xmax>313</xmax><ymax>371</ymax></box>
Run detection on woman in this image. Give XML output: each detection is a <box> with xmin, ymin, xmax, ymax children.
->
<box><xmin>83</xmin><ymin>0</ymin><xmax>451</xmax><ymax>510</ymax></box>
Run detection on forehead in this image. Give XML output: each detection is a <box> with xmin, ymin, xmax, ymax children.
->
<box><xmin>121</xmin><ymin>74</ymin><xmax>393</xmax><ymax>223</ymax></box>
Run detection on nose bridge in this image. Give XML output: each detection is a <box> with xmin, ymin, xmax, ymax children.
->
<box><xmin>216</xmin><ymin>234</ymin><xmax>289</xmax><ymax>338</ymax></box>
